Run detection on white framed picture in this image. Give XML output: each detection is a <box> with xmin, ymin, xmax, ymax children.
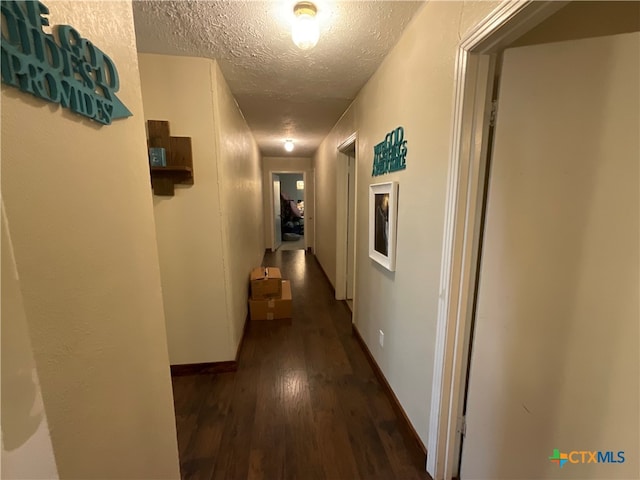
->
<box><xmin>369</xmin><ymin>181</ymin><xmax>398</xmax><ymax>271</ymax></box>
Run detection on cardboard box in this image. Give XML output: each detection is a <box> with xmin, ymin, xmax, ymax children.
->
<box><xmin>250</xmin><ymin>266</ymin><xmax>282</xmax><ymax>299</ymax></box>
<box><xmin>249</xmin><ymin>280</ymin><xmax>292</xmax><ymax>320</ymax></box>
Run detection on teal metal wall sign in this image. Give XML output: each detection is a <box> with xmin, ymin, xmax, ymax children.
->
<box><xmin>1</xmin><ymin>0</ymin><xmax>131</xmax><ymax>125</ymax></box>
<box><xmin>371</xmin><ymin>126</ymin><xmax>407</xmax><ymax>176</ymax></box>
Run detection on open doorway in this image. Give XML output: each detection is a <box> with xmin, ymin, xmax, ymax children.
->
<box><xmin>459</xmin><ymin>13</ymin><xmax>639</xmax><ymax>480</ymax></box>
<box><xmin>428</xmin><ymin>2</ymin><xmax>640</xmax><ymax>479</ymax></box>
<box><xmin>271</xmin><ymin>172</ymin><xmax>307</xmax><ymax>251</ymax></box>
<box><xmin>336</xmin><ymin>133</ymin><xmax>357</xmax><ymax>310</ymax></box>
<box><xmin>272</xmin><ymin>174</ymin><xmax>282</xmax><ymax>251</ymax></box>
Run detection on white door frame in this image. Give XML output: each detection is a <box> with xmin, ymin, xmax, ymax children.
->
<box><xmin>335</xmin><ymin>132</ymin><xmax>358</xmax><ymax>302</ymax></box>
<box><xmin>272</xmin><ymin>173</ymin><xmax>282</xmax><ymax>251</ymax></box>
<box><xmin>268</xmin><ymin>170</ymin><xmax>309</xmax><ymax>251</ymax></box>
<box><xmin>426</xmin><ymin>2</ymin><xmax>568</xmax><ymax>479</ymax></box>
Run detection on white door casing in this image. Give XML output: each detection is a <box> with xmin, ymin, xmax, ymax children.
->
<box><xmin>273</xmin><ymin>174</ymin><xmax>282</xmax><ymax>251</ymax></box>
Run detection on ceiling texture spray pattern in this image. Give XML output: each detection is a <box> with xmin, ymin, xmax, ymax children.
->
<box><xmin>133</xmin><ymin>1</ymin><xmax>423</xmax><ymax>156</ymax></box>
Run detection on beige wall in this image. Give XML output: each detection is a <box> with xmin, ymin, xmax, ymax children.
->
<box><xmin>2</xmin><ymin>204</ymin><xmax>58</xmax><ymax>478</ymax></box>
<box><xmin>512</xmin><ymin>1</ymin><xmax>640</xmax><ymax>47</ymax></box>
<box><xmin>139</xmin><ymin>54</ymin><xmax>232</xmax><ymax>363</ymax></box>
<box><xmin>210</xmin><ymin>62</ymin><xmax>265</xmax><ymax>351</ymax></box>
<box><xmin>0</xmin><ymin>2</ymin><xmax>180</xmax><ymax>478</ymax></box>
<box><xmin>313</xmin><ymin>1</ymin><xmax>500</xmax><ymax>445</ymax></box>
<box><xmin>263</xmin><ymin>156</ymin><xmax>314</xmax><ymax>251</ymax></box>
<box><xmin>139</xmin><ymin>55</ymin><xmax>264</xmax><ymax>362</ymax></box>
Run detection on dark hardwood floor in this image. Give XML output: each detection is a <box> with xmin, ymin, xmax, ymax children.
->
<box><xmin>171</xmin><ymin>250</ymin><xmax>432</xmax><ymax>480</ymax></box>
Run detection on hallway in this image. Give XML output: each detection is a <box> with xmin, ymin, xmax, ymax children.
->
<box><xmin>171</xmin><ymin>250</ymin><xmax>431</xmax><ymax>480</ymax></box>
<box><xmin>277</xmin><ymin>237</ymin><xmax>306</xmax><ymax>251</ymax></box>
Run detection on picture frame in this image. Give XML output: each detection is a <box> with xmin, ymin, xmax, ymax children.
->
<box><xmin>369</xmin><ymin>181</ymin><xmax>399</xmax><ymax>271</ymax></box>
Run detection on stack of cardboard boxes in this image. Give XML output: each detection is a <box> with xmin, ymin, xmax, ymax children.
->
<box><xmin>248</xmin><ymin>267</ymin><xmax>292</xmax><ymax>320</ymax></box>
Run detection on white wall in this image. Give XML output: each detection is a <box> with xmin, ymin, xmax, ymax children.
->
<box><xmin>263</xmin><ymin>157</ymin><xmax>314</xmax><ymax>251</ymax></box>
<box><xmin>0</xmin><ymin>1</ymin><xmax>180</xmax><ymax>478</ymax></box>
<box><xmin>210</xmin><ymin>61</ymin><xmax>265</xmax><ymax>351</ymax></box>
<box><xmin>139</xmin><ymin>54</ymin><xmax>232</xmax><ymax>363</ymax></box>
<box><xmin>139</xmin><ymin>55</ymin><xmax>264</xmax><ymax>363</ymax></box>
<box><xmin>313</xmin><ymin>1</ymin><xmax>500</xmax><ymax>445</ymax></box>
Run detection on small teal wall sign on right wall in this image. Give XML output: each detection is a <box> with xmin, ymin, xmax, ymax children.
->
<box><xmin>371</xmin><ymin>126</ymin><xmax>408</xmax><ymax>177</ymax></box>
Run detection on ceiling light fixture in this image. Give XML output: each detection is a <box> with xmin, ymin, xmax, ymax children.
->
<box><xmin>292</xmin><ymin>1</ymin><xmax>319</xmax><ymax>50</ymax></box>
<box><xmin>284</xmin><ymin>139</ymin><xmax>295</xmax><ymax>152</ymax></box>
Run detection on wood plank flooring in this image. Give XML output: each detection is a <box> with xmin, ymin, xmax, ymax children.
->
<box><xmin>171</xmin><ymin>250</ymin><xmax>432</xmax><ymax>480</ymax></box>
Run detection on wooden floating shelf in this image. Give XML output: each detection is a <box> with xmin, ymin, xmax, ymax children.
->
<box><xmin>147</xmin><ymin>120</ymin><xmax>194</xmax><ymax>196</ymax></box>
<box><xmin>150</xmin><ymin>166</ymin><xmax>193</xmax><ymax>173</ymax></box>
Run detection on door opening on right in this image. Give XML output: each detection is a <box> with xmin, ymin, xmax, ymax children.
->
<box><xmin>459</xmin><ymin>30</ymin><xmax>639</xmax><ymax>480</ymax></box>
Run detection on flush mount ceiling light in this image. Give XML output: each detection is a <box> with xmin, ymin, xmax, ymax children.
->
<box><xmin>292</xmin><ymin>1</ymin><xmax>319</xmax><ymax>50</ymax></box>
<box><xmin>284</xmin><ymin>139</ymin><xmax>295</xmax><ymax>152</ymax></box>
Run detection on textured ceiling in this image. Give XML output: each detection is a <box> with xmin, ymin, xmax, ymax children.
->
<box><xmin>133</xmin><ymin>1</ymin><xmax>423</xmax><ymax>156</ymax></box>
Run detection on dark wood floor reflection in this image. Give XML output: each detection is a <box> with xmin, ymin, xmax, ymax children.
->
<box><xmin>172</xmin><ymin>250</ymin><xmax>432</xmax><ymax>480</ymax></box>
